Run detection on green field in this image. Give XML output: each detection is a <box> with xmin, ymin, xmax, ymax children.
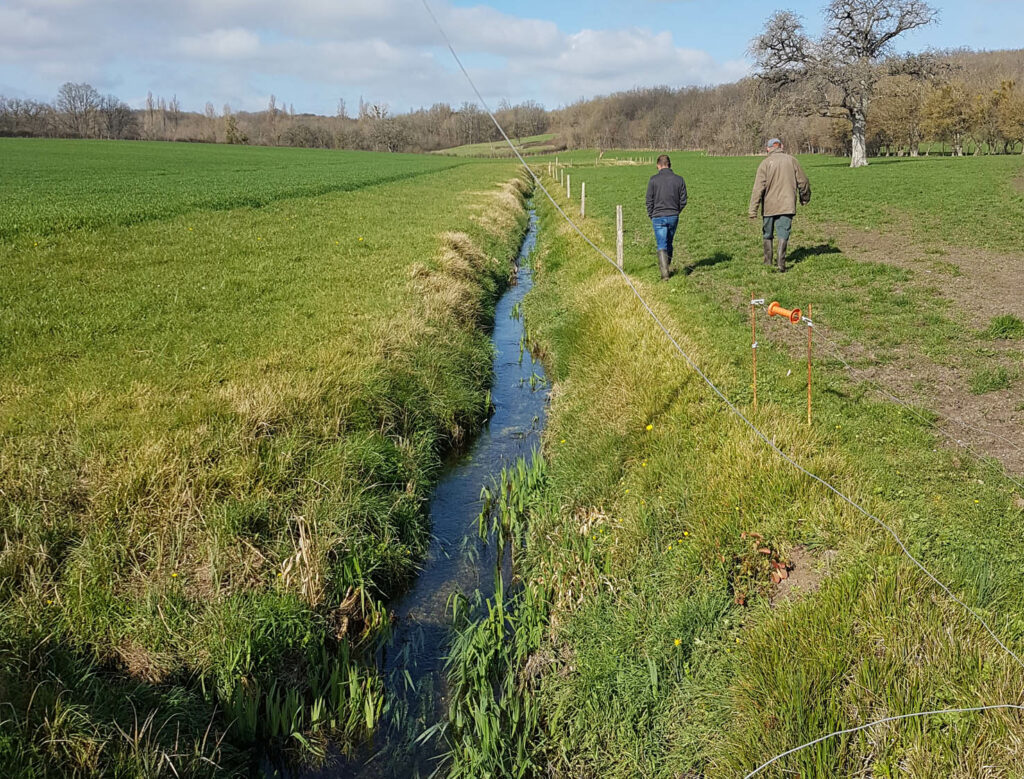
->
<box><xmin>434</xmin><ymin>133</ymin><xmax>561</xmax><ymax>158</ymax></box>
<box><xmin>442</xmin><ymin>152</ymin><xmax>1024</xmax><ymax>776</ymax></box>
<box><xmin>0</xmin><ymin>139</ymin><xmax>468</xmax><ymax>242</ymax></box>
<box><xmin>5</xmin><ymin>137</ymin><xmax>1024</xmax><ymax>777</ymax></box>
<box><xmin>0</xmin><ymin>139</ymin><xmax>528</xmax><ymax>775</ymax></box>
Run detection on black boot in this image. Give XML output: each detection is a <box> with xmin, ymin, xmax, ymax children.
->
<box><xmin>776</xmin><ymin>239</ymin><xmax>788</xmax><ymax>273</ymax></box>
<box><xmin>657</xmin><ymin>250</ymin><xmax>671</xmax><ymax>281</ymax></box>
<box><xmin>763</xmin><ymin>239</ymin><xmax>773</xmax><ymax>265</ymax></box>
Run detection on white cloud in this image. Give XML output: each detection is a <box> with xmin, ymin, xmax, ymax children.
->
<box><xmin>0</xmin><ymin>0</ymin><xmax>750</xmax><ymax>112</ymax></box>
<box><xmin>177</xmin><ymin>28</ymin><xmax>262</xmax><ymax>61</ymax></box>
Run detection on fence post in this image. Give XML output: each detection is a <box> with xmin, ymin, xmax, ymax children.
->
<box><xmin>566</xmin><ymin>175</ymin><xmax>571</xmax><ymax>200</ymax></box>
<box><xmin>581</xmin><ymin>182</ymin><xmax>586</xmax><ymax>218</ymax></box>
<box><xmin>616</xmin><ymin>205</ymin><xmax>624</xmax><ymax>269</ymax></box>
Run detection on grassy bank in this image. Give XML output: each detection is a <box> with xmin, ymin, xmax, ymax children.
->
<box><xmin>442</xmin><ymin>153</ymin><xmax>1024</xmax><ymax>777</ymax></box>
<box><xmin>0</xmin><ymin>141</ymin><xmax>527</xmax><ymax>775</ymax></box>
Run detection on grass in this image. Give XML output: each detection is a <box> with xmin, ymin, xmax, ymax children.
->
<box><xmin>438</xmin><ymin>152</ymin><xmax>1024</xmax><ymax>776</ymax></box>
<box><xmin>0</xmin><ymin>140</ymin><xmax>529</xmax><ymax>775</ymax></box>
<box><xmin>434</xmin><ymin>134</ymin><xmax>560</xmax><ymax>158</ymax></box>
<box><xmin>984</xmin><ymin>314</ymin><xmax>1024</xmax><ymax>340</ymax></box>
<box><xmin>0</xmin><ymin>138</ymin><xmax>466</xmax><ymax>242</ymax></box>
<box><xmin>969</xmin><ymin>366</ymin><xmax>1019</xmax><ymax>394</ymax></box>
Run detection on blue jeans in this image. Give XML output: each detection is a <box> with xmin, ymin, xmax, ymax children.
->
<box><xmin>651</xmin><ymin>215</ymin><xmax>679</xmax><ymax>256</ymax></box>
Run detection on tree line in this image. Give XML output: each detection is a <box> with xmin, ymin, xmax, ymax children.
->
<box><xmin>1</xmin><ymin>48</ymin><xmax>1021</xmax><ymax>158</ymax></box>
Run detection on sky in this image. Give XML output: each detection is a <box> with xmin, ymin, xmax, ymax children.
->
<box><xmin>1</xmin><ymin>0</ymin><xmax>1022</xmax><ymax>116</ymax></box>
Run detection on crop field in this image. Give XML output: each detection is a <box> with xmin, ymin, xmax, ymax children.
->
<box><xmin>441</xmin><ymin>152</ymin><xmax>1024</xmax><ymax>776</ymax></box>
<box><xmin>0</xmin><ymin>139</ymin><xmax>467</xmax><ymax>241</ymax></box>
<box><xmin>0</xmin><ymin>139</ymin><xmax>529</xmax><ymax>775</ymax></box>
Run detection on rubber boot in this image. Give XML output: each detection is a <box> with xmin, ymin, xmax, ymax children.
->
<box><xmin>762</xmin><ymin>239</ymin><xmax>773</xmax><ymax>265</ymax></box>
<box><xmin>776</xmin><ymin>239</ymin><xmax>789</xmax><ymax>273</ymax></box>
<box><xmin>657</xmin><ymin>250</ymin><xmax>671</xmax><ymax>281</ymax></box>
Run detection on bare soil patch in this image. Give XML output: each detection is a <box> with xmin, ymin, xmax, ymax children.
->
<box><xmin>821</xmin><ymin>222</ymin><xmax>1024</xmax><ymax>323</ymax></box>
<box><xmin>807</xmin><ymin>223</ymin><xmax>1024</xmax><ymax>476</ymax></box>
<box><xmin>772</xmin><ymin>546</ymin><xmax>833</xmax><ymax>606</ymax></box>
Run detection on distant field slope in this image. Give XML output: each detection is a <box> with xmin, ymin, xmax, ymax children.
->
<box><xmin>433</xmin><ymin>133</ymin><xmax>562</xmax><ymax>157</ymax></box>
<box><xmin>0</xmin><ymin>139</ymin><xmax>526</xmax><ymax>775</ymax></box>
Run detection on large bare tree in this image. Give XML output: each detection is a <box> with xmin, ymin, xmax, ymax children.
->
<box><xmin>751</xmin><ymin>0</ymin><xmax>938</xmax><ymax>167</ymax></box>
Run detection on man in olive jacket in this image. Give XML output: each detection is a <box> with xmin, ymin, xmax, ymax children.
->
<box><xmin>748</xmin><ymin>139</ymin><xmax>811</xmax><ymax>272</ymax></box>
<box><xmin>646</xmin><ymin>154</ymin><xmax>687</xmax><ymax>280</ymax></box>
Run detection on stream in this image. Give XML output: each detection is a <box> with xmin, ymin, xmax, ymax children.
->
<box><xmin>298</xmin><ymin>206</ymin><xmax>547</xmax><ymax>778</ymax></box>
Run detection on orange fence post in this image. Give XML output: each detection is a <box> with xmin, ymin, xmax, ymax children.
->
<box><xmin>751</xmin><ymin>293</ymin><xmax>759</xmax><ymax>411</ymax></box>
<box><xmin>807</xmin><ymin>303</ymin><xmax>813</xmax><ymax>425</ymax></box>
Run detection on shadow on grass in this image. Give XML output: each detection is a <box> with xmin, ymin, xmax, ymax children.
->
<box><xmin>788</xmin><ymin>243</ymin><xmax>842</xmax><ymax>266</ymax></box>
<box><xmin>682</xmin><ymin>251</ymin><xmax>732</xmax><ymax>276</ymax></box>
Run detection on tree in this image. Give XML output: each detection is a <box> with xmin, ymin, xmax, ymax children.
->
<box><xmin>751</xmin><ymin>0</ymin><xmax>938</xmax><ymax>167</ymax></box>
<box><xmin>223</xmin><ymin>104</ymin><xmax>247</xmax><ymax>145</ymax></box>
<box><xmin>204</xmin><ymin>102</ymin><xmax>217</xmax><ymax>142</ymax></box>
<box><xmin>994</xmin><ymin>81</ymin><xmax>1024</xmax><ymax>154</ymax></box>
<box><xmin>56</xmin><ymin>82</ymin><xmax>101</xmax><ymax>137</ymax></box>
<box><xmin>98</xmin><ymin>95</ymin><xmax>138</xmax><ymax>140</ymax></box>
<box><xmin>922</xmin><ymin>82</ymin><xmax>972</xmax><ymax>155</ymax></box>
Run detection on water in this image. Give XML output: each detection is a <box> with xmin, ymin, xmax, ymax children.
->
<box><xmin>296</xmin><ymin>208</ymin><xmax>547</xmax><ymax>778</ymax></box>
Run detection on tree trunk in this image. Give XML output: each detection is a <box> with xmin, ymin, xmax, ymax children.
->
<box><xmin>850</xmin><ymin>106</ymin><xmax>868</xmax><ymax>168</ymax></box>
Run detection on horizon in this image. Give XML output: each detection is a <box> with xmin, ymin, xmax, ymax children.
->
<box><xmin>1</xmin><ymin>1</ymin><xmax>1023</xmax><ymax>116</ymax></box>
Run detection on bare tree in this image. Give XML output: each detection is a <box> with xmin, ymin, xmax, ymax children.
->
<box><xmin>204</xmin><ymin>102</ymin><xmax>217</xmax><ymax>142</ymax></box>
<box><xmin>98</xmin><ymin>95</ymin><xmax>138</xmax><ymax>139</ymax></box>
<box><xmin>751</xmin><ymin>0</ymin><xmax>938</xmax><ymax>167</ymax></box>
<box><xmin>336</xmin><ymin>98</ymin><xmax>347</xmax><ymax>119</ymax></box>
<box><xmin>56</xmin><ymin>82</ymin><xmax>101</xmax><ymax>137</ymax></box>
<box><xmin>168</xmin><ymin>95</ymin><xmax>181</xmax><ymax>139</ymax></box>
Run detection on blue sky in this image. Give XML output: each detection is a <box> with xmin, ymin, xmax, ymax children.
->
<box><xmin>0</xmin><ymin>0</ymin><xmax>1021</xmax><ymax>115</ymax></box>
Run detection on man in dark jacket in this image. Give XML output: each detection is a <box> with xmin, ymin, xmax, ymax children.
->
<box><xmin>646</xmin><ymin>155</ymin><xmax>687</xmax><ymax>280</ymax></box>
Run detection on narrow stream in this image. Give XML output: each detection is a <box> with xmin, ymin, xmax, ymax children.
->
<box><xmin>299</xmin><ymin>206</ymin><xmax>546</xmax><ymax>778</ymax></box>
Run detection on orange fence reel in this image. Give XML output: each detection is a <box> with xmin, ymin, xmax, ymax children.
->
<box><xmin>767</xmin><ymin>301</ymin><xmax>802</xmax><ymax>324</ymax></box>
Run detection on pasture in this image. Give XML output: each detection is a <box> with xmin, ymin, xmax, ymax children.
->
<box><xmin>442</xmin><ymin>151</ymin><xmax>1024</xmax><ymax>776</ymax></box>
<box><xmin>0</xmin><ymin>139</ymin><xmax>529</xmax><ymax>774</ymax></box>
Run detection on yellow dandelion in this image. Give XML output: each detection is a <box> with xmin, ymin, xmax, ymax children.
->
<box><xmin>974</xmin><ymin>499</ymin><xmax>980</xmax><ymax>504</ymax></box>
<box><xmin>171</xmin><ymin>572</ymin><xmax>178</xmax><ymax>578</ymax></box>
<box><xmin>735</xmin><ymin>638</ymin><xmax>741</xmax><ymax>644</ymax></box>
<box><xmin>642</xmin><ymin>461</ymin><xmax>647</xmax><ymax>467</ymax></box>
<box><xmin>646</xmin><ymin>424</ymin><xmax>653</xmax><ymax>431</ymax></box>
<box><xmin>624</xmin><ymin>488</ymin><xmax>630</xmax><ymax>494</ymax></box>
<box><xmin>674</xmin><ymin>638</ymin><xmax>682</xmax><ymax>647</ymax></box>
<box><xmin>683</xmin><ymin>531</ymin><xmax>690</xmax><ymax>537</ymax></box>
<box><xmin>358</xmin><ymin>237</ymin><xmax>364</xmax><ymax>242</ymax></box>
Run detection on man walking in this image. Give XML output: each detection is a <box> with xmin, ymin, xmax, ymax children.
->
<box><xmin>748</xmin><ymin>139</ymin><xmax>811</xmax><ymax>273</ymax></box>
<box><xmin>646</xmin><ymin>154</ymin><xmax>687</xmax><ymax>281</ymax></box>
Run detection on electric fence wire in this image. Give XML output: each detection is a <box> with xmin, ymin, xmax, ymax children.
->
<box><xmin>742</xmin><ymin>705</ymin><xmax>1024</xmax><ymax>779</ymax></box>
<box><xmin>418</xmin><ymin>0</ymin><xmax>1024</xmax><ymax>772</ymax></box>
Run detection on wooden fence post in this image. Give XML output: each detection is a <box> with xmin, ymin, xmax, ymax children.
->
<box><xmin>580</xmin><ymin>182</ymin><xmax>586</xmax><ymax>218</ymax></box>
<box><xmin>616</xmin><ymin>205</ymin><xmax>624</xmax><ymax>269</ymax></box>
<box><xmin>566</xmin><ymin>175</ymin><xmax>571</xmax><ymax>200</ymax></box>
